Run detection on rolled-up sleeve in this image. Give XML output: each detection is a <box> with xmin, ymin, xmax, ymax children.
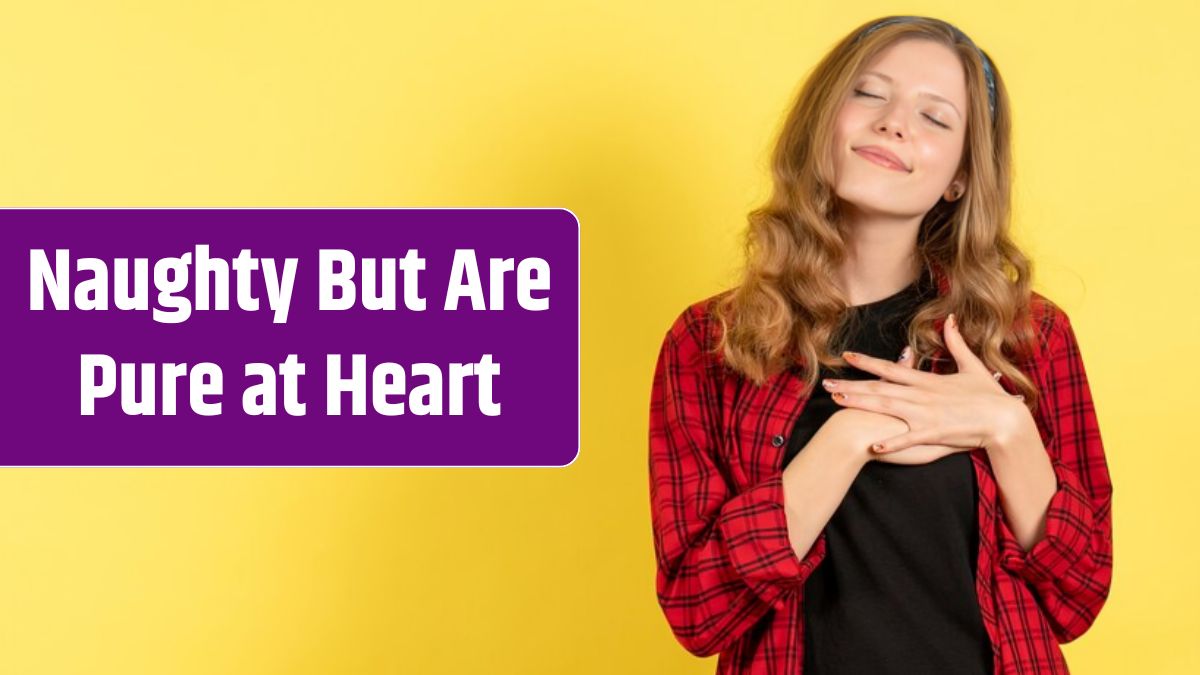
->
<box><xmin>996</xmin><ymin>309</ymin><xmax>1113</xmax><ymax>643</ymax></box>
<box><xmin>648</xmin><ymin>309</ymin><xmax>825</xmax><ymax>657</ymax></box>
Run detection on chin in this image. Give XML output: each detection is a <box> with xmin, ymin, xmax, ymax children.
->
<box><xmin>834</xmin><ymin>185</ymin><xmax>895</xmax><ymax>212</ymax></box>
<box><xmin>835</xmin><ymin>181</ymin><xmax>932</xmax><ymax>217</ymax></box>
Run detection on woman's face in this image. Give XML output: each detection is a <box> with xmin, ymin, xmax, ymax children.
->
<box><xmin>830</xmin><ymin>38</ymin><xmax>970</xmax><ymax>219</ymax></box>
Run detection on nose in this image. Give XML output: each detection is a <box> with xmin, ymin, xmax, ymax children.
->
<box><xmin>875</xmin><ymin>107</ymin><xmax>908</xmax><ymax>138</ymax></box>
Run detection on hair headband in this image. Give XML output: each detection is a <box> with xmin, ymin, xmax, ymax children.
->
<box><xmin>855</xmin><ymin>16</ymin><xmax>997</xmax><ymax>123</ymax></box>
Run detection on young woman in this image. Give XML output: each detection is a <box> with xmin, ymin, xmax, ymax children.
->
<box><xmin>648</xmin><ymin>15</ymin><xmax>1113</xmax><ymax>674</ymax></box>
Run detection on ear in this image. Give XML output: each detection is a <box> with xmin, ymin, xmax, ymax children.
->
<box><xmin>944</xmin><ymin>171</ymin><xmax>969</xmax><ymax>202</ymax></box>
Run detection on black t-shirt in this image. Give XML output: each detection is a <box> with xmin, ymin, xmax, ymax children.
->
<box><xmin>783</xmin><ymin>270</ymin><xmax>992</xmax><ymax>674</ymax></box>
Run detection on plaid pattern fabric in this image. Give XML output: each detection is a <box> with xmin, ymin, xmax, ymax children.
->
<box><xmin>648</xmin><ymin>269</ymin><xmax>1113</xmax><ymax>674</ymax></box>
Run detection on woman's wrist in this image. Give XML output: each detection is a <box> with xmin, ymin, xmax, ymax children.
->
<box><xmin>984</xmin><ymin>397</ymin><xmax>1040</xmax><ymax>455</ymax></box>
<box><xmin>824</xmin><ymin>409</ymin><xmax>880</xmax><ymax>468</ymax></box>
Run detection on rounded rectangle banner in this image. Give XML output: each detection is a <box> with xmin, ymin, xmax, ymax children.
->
<box><xmin>4</xmin><ymin>208</ymin><xmax>580</xmax><ymax>466</ymax></box>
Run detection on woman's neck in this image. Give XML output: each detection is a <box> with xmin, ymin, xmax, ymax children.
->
<box><xmin>835</xmin><ymin>211</ymin><xmax>923</xmax><ymax>306</ymax></box>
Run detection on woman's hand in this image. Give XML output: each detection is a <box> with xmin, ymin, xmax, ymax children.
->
<box><xmin>824</xmin><ymin>313</ymin><xmax>1027</xmax><ymax>457</ymax></box>
<box><xmin>868</xmin><ymin>341</ymin><xmax>979</xmax><ymax>461</ymax></box>
<box><xmin>831</xmin><ymin>407</ymin><xmax>965</xmax><ymax>466</ymax></box>
<box><xmin>831</xmin><ymin>345</ymin><xmax>971</xmax><ymax>466</ymax></box>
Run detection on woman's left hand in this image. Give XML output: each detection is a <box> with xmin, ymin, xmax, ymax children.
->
<box><xmin>823</xmin><ymin>313</ymin><xmax>1030</xmax><ymax>455</ymax></box>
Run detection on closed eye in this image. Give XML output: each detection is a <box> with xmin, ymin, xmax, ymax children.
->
<box><xmin>853</xmin><ymin>89</ymin><xmax>951</xmax><ymax>130</ymax></box>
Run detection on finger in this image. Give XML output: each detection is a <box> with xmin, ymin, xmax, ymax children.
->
<box><xmin>943</xmin><ymin>313</ymin><xmax>990</xmax><ymax>376</ymax></box>
<box><xmin>872</xmin><ymin>443</ymin><xmax>963</xmax><ymax>465</ymax></box>
<box><xmin>870</xmin><ymin>443</ymin><xmax>948</xmax><ymax>465</ymax></box>
<box><xmin>841</xmin><ymin>350</ymin><xmax>933</xmax><ymax>386</ymax></box>
<box><xmin>822</xmin><ymin>377</ymin><xmax>924</xmax><ymax>402</ymax></box>
<box><xmin>829</xmin><ymin>390</ymin><xmax>918</xmax><ymax>419</ymax></box>
<box><xmin>870</xmin><ymin>427</ymin><xmax>941</xmax><ymax>454</ymax></box>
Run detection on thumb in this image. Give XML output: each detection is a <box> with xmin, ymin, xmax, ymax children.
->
<box><xmin>944</xmin><ymin>313</ymin><xmax>989</xmax><ymax>376</ymax></box>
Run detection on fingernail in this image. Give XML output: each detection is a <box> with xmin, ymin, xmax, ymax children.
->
<box><xmin>947</xmin><ymin>313</ymin><xmax>957</xmax><ymax>330</ymax></box>
<box><xmin>870</xmin><ymin>442</ymin><xmax>885</xmax><ymax>452</ymax></box>
<box><xmin>843</xmin><ymin>351</ymin><xmax>858</xmax><ymax>361</ymax></box>
<box><xmin>832</xmin><ymin>392</ymin><xmax>847</xmax><ymax>402</ymax></box>
<box><xmin>821</xmin><ymin>379</ymin><xmax>838</xmax><ymax>390</ymax></box>
<box><xmin>897</xmin><ymin>346</ymin><xmax>911</xmax><ymax>362</ymax></box>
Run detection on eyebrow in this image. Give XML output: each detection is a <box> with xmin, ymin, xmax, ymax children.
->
<box><xmin>861</xmin><ymin>70</ymin><xmax>962</xmax><ymax>120</ymax></box>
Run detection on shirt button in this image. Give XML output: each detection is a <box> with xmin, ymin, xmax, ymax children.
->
<box><xmin>771</xmin><ymin>434</ymin><xmax>786</xmax><ymax>447</ymax></box>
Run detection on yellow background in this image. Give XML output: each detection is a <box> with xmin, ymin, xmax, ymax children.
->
<box><xmin>0</xmin><ymin>1</ymin><xmax>1194</xmax><ymax>672</ymax></box>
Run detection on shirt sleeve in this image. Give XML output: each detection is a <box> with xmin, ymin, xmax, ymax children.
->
<box><xmin>995</xmin><ymin>308</ymin><xmax>1114</xmax><ymax>643</ymax></box>
<box><xmin>648</xmin><ymin>309</ymin><xmax>826</xmax><ymax>657</ymax></box>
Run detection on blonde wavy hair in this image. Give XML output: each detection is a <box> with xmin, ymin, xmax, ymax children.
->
<box><xmin>712</xmin><ymin>15</ymin><xmax>1049</xmax><ymax>413</ymax></box>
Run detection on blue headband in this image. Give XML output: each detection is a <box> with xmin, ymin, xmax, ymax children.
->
<box><xmin>855</xmin><ymin>16</ymin><xmax>996</xmax><ymax>123</ymax></box>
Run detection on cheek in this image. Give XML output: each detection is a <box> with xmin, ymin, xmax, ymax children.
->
<box><xmin>829</xmin><ymin>111</ymin><xmax>861</xmax><ymax>169</ymax></box>
<box><xmin>832</xmin><ymin>108</ymin><xmax>864</xmax><ymax>142</ymax></box>
<box><xmin>916</xmin><ymin>136</ymin><xmax>965</xmax><ymax>180</ymax></box>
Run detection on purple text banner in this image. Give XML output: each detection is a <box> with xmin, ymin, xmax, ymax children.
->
<box><xmin>2</xmin><ymin>208</ymin><xmax>580</xmax><ymax>466</ymax></box>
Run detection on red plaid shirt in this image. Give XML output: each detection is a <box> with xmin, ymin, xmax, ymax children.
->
<box><xmin>648</xmin><ymin>270</ymin><xmax>1114</xmax><ymax>674</ymax></box>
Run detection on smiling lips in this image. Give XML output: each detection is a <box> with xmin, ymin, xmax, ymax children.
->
<box><xmin>853</xmin><ymin>146</ymin><xmax>910</xmax><ymax>172</ymax></box>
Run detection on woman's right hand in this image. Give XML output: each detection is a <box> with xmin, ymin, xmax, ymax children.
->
<box><xmin>831</xmin><ymin>407</ymin><xmax>970</xmax><ymax>465</ymax></box>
